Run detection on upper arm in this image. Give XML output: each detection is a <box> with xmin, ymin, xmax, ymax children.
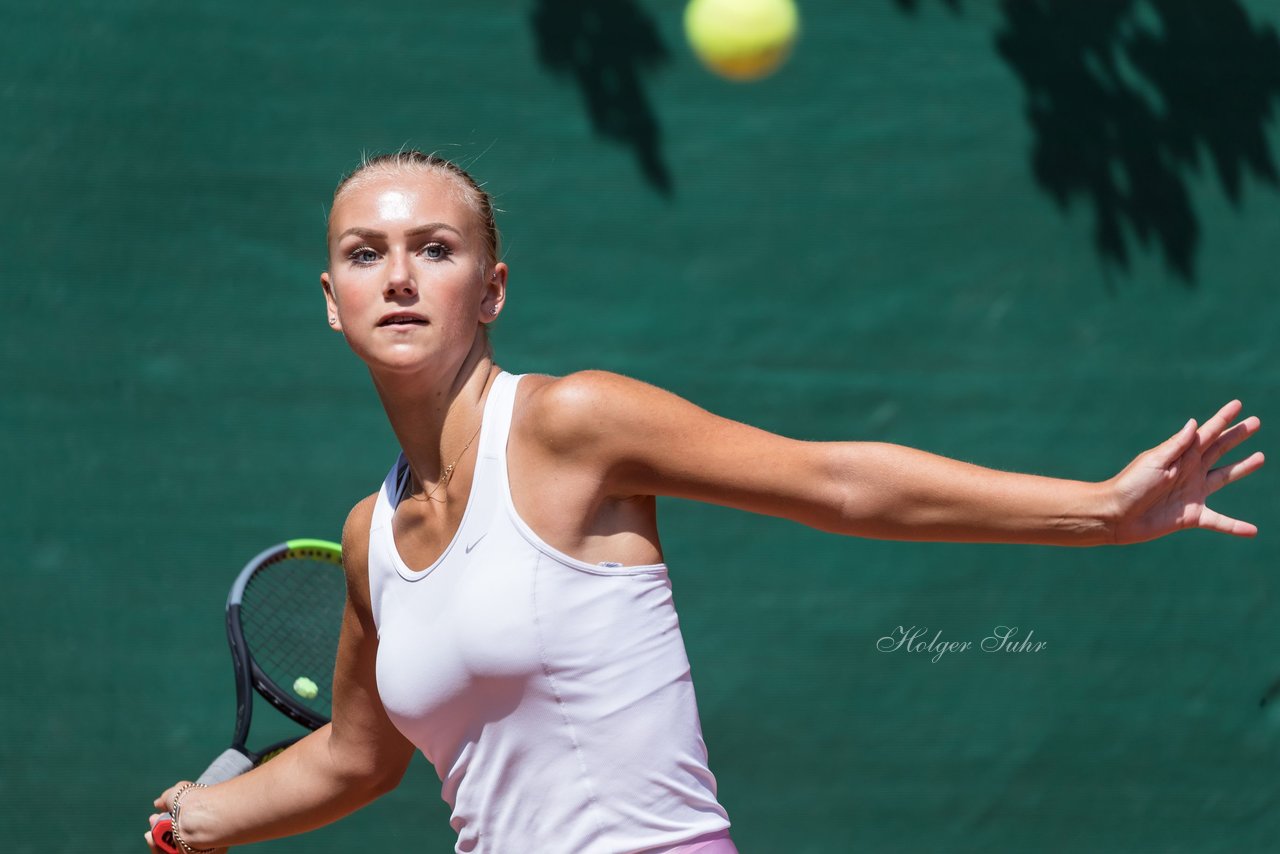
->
<box><xmin>327</xmin><ymin>493</ymin><xmax>414</xmax><ymax>790</ymax></box>
<box><xmin>527</xmin><ymin>371</ymin><xmax>850</xmax><ymax>531</ymax></box>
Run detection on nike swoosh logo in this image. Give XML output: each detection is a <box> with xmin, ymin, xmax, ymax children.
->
<box><xmin>465</xmin><ymin>533</ymin><xmax>487</xmax><ymax>554</ymax></box>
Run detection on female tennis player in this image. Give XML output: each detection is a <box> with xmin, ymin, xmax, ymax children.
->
<box><xmin>147</xmin><ymin>151</ymin><xmax>1263</xmax><ymax>854</ymax></box>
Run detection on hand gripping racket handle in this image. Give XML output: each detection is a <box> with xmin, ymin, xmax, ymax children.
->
<box><xmin>151</xmin><ymin>749</ymin><xmax>256</xmax><ymax>853</ymax></box>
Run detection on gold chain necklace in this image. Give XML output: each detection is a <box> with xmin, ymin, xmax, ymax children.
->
<box><xmin>408</xmin><ymin>420</ymin><xmax>483</xmax><ymax>503</ymax></box>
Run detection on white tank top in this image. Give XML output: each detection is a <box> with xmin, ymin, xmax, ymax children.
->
<box><xmin>368</xmin><ymin>371</ymin><xmax>730</xmax><ymax>853</ymax></box>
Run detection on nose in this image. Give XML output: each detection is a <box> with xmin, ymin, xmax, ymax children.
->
<box><xmin>384</xmin><ymin>249</ymin><xmax>416</xmax><ymax>298</ymax></box>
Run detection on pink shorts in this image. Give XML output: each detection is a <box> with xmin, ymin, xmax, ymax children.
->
<box><xmin>665</xmin><ymin>829</ymin><xmax>738</xmax><ymax>853</ymax></box>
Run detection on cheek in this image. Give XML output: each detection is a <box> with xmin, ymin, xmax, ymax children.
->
<box><xmin>329</xmin><ymin>263</ymin><xmax>379</xmax><ymax>298</ymax></box>
<box><xmin>429</xmin><ymin>270</ymin><xmax>485</xmax><ymax>312</ymax></box>
<box><xmin>441</xmin><ymin>290</ymin><xmax>485</xmax><ymax>331</ymax></box>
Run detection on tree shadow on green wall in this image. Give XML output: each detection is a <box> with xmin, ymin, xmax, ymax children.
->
<box><xmin>898</xmin><ymin>0</ymin><xmax>1280</xmax><ymax>285</ymax></box>
<box><xmin>530</xmin><ymin>0</ymin><xmax>673</xmax><ymax>195</ymax></box>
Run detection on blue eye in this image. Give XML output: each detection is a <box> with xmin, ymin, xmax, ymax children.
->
<box><xmin>422</xmin><ymin>243</ymin><xmax>451</xmax><ymax>260</ymax></box>
<box><xmin>349</xmin><ymin>247</ymin><xmax>378</xmax><ymax>265</ymax></box>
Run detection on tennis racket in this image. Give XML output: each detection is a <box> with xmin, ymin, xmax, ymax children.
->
<box><xmin>152</xmin><ymin>539</ymin><xmax>345</xmax><ymax>854</ymax></box>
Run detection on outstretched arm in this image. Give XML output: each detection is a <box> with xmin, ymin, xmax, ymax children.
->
<box><xmin>530</xmin><ymin>372</ymin><xmax>1263</xmax><ymax>547</ymax></box>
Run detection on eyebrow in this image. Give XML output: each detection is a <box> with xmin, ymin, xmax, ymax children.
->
<box><xmin>337</xmin><ymin>223</ymin><xmax>463</xmax><ymax>241</ymax></box>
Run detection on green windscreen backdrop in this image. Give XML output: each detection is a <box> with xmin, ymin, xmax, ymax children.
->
<box><xmin>3</xmin><ymin>2</ymin><xmax>1278</xmax><ymax>851</ymax></box>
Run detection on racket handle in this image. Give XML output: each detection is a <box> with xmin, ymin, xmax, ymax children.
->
<box><xmin>150</xmin><ymin>749</ymin><xmax>256</xmax><ymax>853</ymax></box>
<box><xmin>150</xmin><ymin>817</ymin><xmax>179</xmax><ymax>854</ymax></box>
<box><xmin>196</xmin><ymin>748</ymin><xmax>256</xmax><ymax>785</ymax></box>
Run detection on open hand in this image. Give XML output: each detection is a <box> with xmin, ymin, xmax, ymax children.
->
<box><xmin>1109</xmin><ymin>400</ymin><xmax>1263</xmax><ymax>545</ymax></box>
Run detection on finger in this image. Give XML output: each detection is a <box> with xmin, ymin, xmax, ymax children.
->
<box><xmin>1207</xmin><ymin>450</ymin><xmax>1266</xmax><ymax>494</ymax></box>
<box><xmin>155</xmin><ymin>781</ymin><xmax>187</xmax><ymax>810</ymax></box>
<box><xmin>145</xmin><ymin>813</ymin><xmax>170</xmax><ymax>853</ymax></box>
<box><xmin>1196</xmin><ymin>399</ymin><xmax>1243</xmax><ymax>449</ymax></box>
<box><xmin>1154</xmin><ymin>418</ymin><xmax>1198</xmax><ymax>467</ymax></box>
<box><xmin>1205</xmin><ymin>415</ymin><xmax>1261</xmax><ymax>467</ymax></box>
<box><xmin>1196</xmin><ymin>505</ymin><xmax>1259</xmax><ymax>537</ymax></box>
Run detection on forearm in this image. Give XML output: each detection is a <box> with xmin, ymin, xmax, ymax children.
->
<box><xmin>174</xmin><ymin>725</ymin><xmax>398</xmax><ymax>848</ymax></box>
<box><xmin>825</xmin><ymin>441</ymin><xmax>1117</xmax><ymax>546</ymax></box>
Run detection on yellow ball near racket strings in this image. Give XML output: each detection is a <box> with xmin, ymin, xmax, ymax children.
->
<box><xmin>684</xmin><ymin>0</ymin><xmax>800</xmax><ymax>82</ymax></box>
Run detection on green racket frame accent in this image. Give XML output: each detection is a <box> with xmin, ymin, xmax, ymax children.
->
<box><xmin>284</xmin><ymin>538</ymin><xmax>343</xmax><ymax>561</ymax></box>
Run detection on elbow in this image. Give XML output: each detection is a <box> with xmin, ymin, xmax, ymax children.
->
<box><xmin>829</xmin><ymin>479</ymin><xmax>888</xmax><ymax>537</ymax></box>
<box><xmin>327</xmin><ymin>734</ymin><xmax>412</xmax><ymax>801</ymax></box>
<box><xmin>345</xmin><ymin>754</ymin><xmax>410</xmax><ymax>800</ymax></box>
<box><xmin>819</xmin><ymin>443</ymin><xmax>900</xmax><ymax>538</ymax></box>
<box><xmin>367</xmin><ymin>760</ymin><xmax>409</xmax><ymax>797</ymax></box>
<box><xmin>810</xmin><ymin>461</ymin><xmax>867</xmax><ymax>536</ymax></box>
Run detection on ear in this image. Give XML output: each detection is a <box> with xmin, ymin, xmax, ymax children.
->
<box><xmin>321</xmin><ymin>271</ymin><xmax>342</xmax><ymax>332</ymax></box>
<box><xmin>480</xmin><ymin>262</ymin><xmax>508</xmax><ymax>324</ymax></box>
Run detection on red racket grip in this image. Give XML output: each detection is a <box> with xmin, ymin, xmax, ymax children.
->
<box><xmin>150</xmin><ymin>748</ymin><xmax>254</xmax><ymax>852</ymax></box>
<box><xmin>150</xmin><ymin>816</ymin><xmax>180</xmax><ymax>854</ymax></box>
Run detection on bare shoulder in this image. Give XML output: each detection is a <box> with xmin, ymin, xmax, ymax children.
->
<box><xmin>340</xmin><ymin>492</ymin><xmax>379</xmax><ymax>608</ymax></box>
<box><xmin>516</xmin><ymin>369</ymin><xmax>671</xmax><ymax>454</ymax></box>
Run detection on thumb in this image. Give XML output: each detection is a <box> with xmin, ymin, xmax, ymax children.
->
<box><xmin>1153</xmin><ymin>418</ymin><xmax>1197</xmax><ymax>468</ymax></box>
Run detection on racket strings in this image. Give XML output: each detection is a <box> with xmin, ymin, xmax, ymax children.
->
<box><xmin>243</xmin><ymin>573</ymin><xmax>340</xmax><ymax>717</ymax></box>
<box><xmin>240</xmin><ymin>557</ymin><xmax>346</xmax><ymax>719</ymax></box>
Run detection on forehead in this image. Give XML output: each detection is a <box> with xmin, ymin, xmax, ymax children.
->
<box><xmin>329</xmin><ymin>168</ymin><xmax>476</xmax><ymax>238</ymax></box>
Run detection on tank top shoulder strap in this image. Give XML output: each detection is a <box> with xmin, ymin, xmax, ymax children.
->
<box><xmin>477</xmin><ymin>371</ymin><xmax>523</xmax><ymax>464</ymax></box>
<box><xmin>366</xmin><ymin>450</ymin><xmax>408</xmax><ymax>630</ymax></box>
<box><xmin>370</xmin><ymin>450</ymin><xmax>410</xmax><ymax>532</ymax></box>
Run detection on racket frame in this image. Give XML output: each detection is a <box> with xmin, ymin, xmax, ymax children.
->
<box><xmin>229</xmin><ymin>539</ymin><xmax>343</xmax><ymax>738</ymax></box>
<box><xmin>151</xmin><ymin>539</ymin><xmax>343</xmax><ymax>854</ymax></box>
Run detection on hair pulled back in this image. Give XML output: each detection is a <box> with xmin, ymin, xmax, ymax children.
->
<box><xmin>330</xmin><ymin>150</ymin><xmax>501</xmax><ymax>268</ymax></box>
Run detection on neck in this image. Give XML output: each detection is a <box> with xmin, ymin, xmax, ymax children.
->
<box><xmin>369</xmin><ymin>334</ymin><xmax>499</xmax><ymax>489</ymax></box>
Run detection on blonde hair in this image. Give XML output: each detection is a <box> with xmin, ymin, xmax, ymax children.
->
<box><xmin>329</xmin><ymin>150</ymin><xmax>501</xmax><ymax>268</ymax></box>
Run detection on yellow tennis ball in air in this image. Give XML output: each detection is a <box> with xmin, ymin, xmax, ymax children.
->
<box><xmin>684</xmin><ymin>0</ymin><xmax>800</xmax><ymax>82</ymax></box>
<box><xmin>293</xmin><ymin>676</ymin><xmax>319</xmax><ymax>700</ymax></box>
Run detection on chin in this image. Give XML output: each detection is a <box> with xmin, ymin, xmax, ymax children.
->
<box><xmin>375</xmin><ymin>354</ymin><xmax>438</xmax><ymax>374</ymax></box>
<box><xmin>348</xmin><ymin>341</ymin><xmax>434</xmax><ymax>373</ymax></box>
